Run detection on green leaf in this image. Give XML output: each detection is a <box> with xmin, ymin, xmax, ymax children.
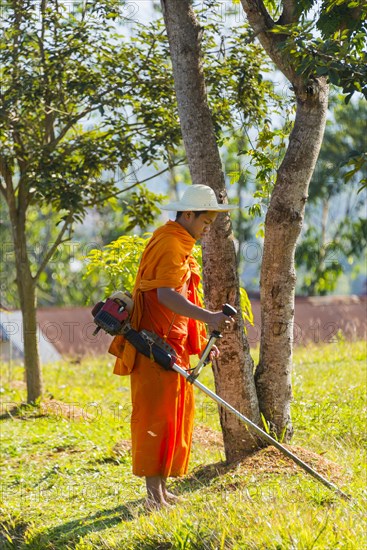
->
<box><xmin>239</xmin><ymin>286</ymin><xmax>254</xmax><ymax>330</ymax></box>
<box><xmin>260</xmin><ymin>413</ymin><xmax>271</xmax><ymax>435</ymax></box>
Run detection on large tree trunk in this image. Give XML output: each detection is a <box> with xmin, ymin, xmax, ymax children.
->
<box><xmin>161</xmin><ymin>0</ymin><xmax>262</xmax><ymax>460</ymax></box>
<box><xmin>256</xmin><ymin>83</ymin><xmax>329</xmax><ymax>440</ymax></box>
<box><xmin>11</xmin><ymin>207</ymin><xmax>43</xmax><ymax>404</ymax></box>
<box><xmin>237</xmin><ymin>0</ymin><xmax>330</xmax><ymax>439</ymax></box>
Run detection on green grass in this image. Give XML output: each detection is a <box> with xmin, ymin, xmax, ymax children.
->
<box><xmin>0</xmin><ymin>341</ymin><xmax>366</xmax><ymax>549</ymax></box>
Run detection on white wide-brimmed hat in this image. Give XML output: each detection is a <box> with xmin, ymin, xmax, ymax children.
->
<box><xmin>160</xmin><ymin>184</ymin><xmax>237</xmax><ymax>212</ymax></box>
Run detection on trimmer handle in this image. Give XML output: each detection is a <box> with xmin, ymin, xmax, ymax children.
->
<box><xmin>222</xmin><ymin>303</ymin><xmax>237</xmax><ymax>318</ymax></box>
<box><xmin>187</xmin><ymin>303</ymin><xmax>237</xmax><ymax>383</ymax></box>
<box><xmin>210</xmin><ymin>304</ymin><xmax>237</xmax><ymax>338</ymax></box>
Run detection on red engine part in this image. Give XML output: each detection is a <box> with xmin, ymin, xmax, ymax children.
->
<box><xmin>92</xmin><ymin>298</ymin><xmax>129</xmax><ymax>335</ymax></box>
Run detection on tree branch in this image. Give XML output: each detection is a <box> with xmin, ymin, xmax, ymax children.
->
<box><xmin>34</xmin><ymin>161</ymin><xmax>183</xmax><ymax>280</ymax></box>
<box><xmin>83</xmin><ymin>162</ymin><xmax>184</xmax><ymax>208</ymax></box>
<box><xmin>0</xmin><ymin>158</ymin><xmax>11</xmax><ymax>186</ymax></box>
<box><xmin>0</xmin><ymin>156</ymin><xmax>15</xmax><ymax>200</ymax></box>
<box><xmin>240</xmin><ymin>0</ymin><xmax>275</xmax><ymax>33</ymax></box>
<box><xmin>240</xmin><ymin>0</ymin><xmax>299</xmax><ymax>85</ymax></box>
<box><xmin>278</xmin><ymin>0</ymin><xmax>298</xmax><ymax>25</ymax></box>
<box><xmin>42</xmin><ymin>26</ymin><xmax>162</xmax><ymax>152</ymax></box>
<box><xmin>0</xmin><ymin>179</ymin><xmax>6</xmax><ymax>199</ymax></box>
<box><xmin>34</xmin><ymin>211</ymin><xmax>74</xmax><ymax>282</ymax></box>
<box><xmin>43</xmin><ymin>79</ymin><xmax>138</xmax><ymax>153</ymax></box>
<box><xmin>0</xmin><ymin>156</ymin><xmax>18</xmax><ymax>232</ymax></box>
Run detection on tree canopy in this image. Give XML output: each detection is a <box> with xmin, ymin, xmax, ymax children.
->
<box><xmin>1</xmin><ymin>0</ymin><xmax>278</xmax><ymax>309</ymax></box>
<box><xmin>251</xmin><ymin>0</ymin><xmax>367</xmax><ymax>100</ymax></box>
<box><xmin>0</xmin><ymin>1</ymin><xmax>182</xmax><ymax>224</ymax></box>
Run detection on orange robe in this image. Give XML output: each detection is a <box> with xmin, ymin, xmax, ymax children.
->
<box><xmin>108</xmin><ymin>221</ymin><xmax>207</xmax><ymax>477</ymax></box>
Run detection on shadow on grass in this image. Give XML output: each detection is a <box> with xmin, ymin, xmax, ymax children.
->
<box><xmin>0</xmin><ymin>404</ymin><xmax>44</xmax><ymax>421</ymax></box>
<box><xmin>172</xmin><ymin>460</ymin><xmax>236</xmax><ymax>494</ymax></box>
<box><xmin>27</xmin><ymin>499</ymin><xmax>146</xmax><ymax>549</ymax></box>
<box><xmin>24</xmin><ymin>462</ymin><xmax>238</xmax><ymax>549</ymax></box>
<box><xmin>0</xmin><ymin>518</ymin><xmax>29</xmax><ymax>550</ymax></box>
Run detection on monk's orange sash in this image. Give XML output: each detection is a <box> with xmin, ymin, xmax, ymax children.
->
<box><xmin>109</xmin><ymin>221</ymin><xmax>207</xmax><ymax>375</ymax></box>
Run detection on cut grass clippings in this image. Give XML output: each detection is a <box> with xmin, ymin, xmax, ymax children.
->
<box><xmin>0</xmin><ymin>340</ymin><xmax>366</xmax><ymax>549</ymax></box>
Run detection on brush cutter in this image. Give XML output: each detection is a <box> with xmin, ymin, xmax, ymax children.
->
<box><xmin>92</xmin><ymin>297</ymin><xmax>350</xmax><ymax>500</ymax></box>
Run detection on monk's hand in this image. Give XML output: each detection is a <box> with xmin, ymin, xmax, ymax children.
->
<box><xmin>207</xmin><ymin>311</ymin><xmax>234</xmax><ymax>334</ymax></box>
<box><xmin>209</xmin><ymin>345</ymin><xmax>220</xmax><ymax>361</ymax></box>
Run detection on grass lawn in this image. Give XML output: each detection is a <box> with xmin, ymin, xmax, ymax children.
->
<box><xmin>0</xmin><ymin>340</ymin><xmax>366</xmax><ymax>549</ymax></box>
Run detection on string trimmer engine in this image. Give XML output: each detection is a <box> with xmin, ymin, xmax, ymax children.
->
<box><xmin>91</xmin><ymin>296</ymin><xmax>177</xmax><ymax>371</ymax></box>
<box><xmin>92</xmin><ymin>298</ymin><xmax>130</xmax><ymax>336</ymax></box>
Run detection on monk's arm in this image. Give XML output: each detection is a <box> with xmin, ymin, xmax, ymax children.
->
<box><xmin>157</xmin><ymin>287</ymin><xmax>231</xmax><ymax>331</ymax></box>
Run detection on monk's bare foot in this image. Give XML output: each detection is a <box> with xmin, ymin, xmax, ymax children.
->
<box><xmin>162</xmin><ymin>478</ymin><xmax>181</xmax><ymax>504</ymax></box>
<box><xmin>163</xmin><ymin>490</ymin><xmax>181</xmax><ymax>503</ymax></box>
<box><xmin>145</xmin><ymin>476</ymin><xmax>170</xmax><ymax>511</ymax></box>
<box><xmin>144</xmin><ymin>497</ymin><xmax>169</xmax><ymax>512</ymax></box>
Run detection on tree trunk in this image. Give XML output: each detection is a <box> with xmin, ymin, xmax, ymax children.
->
<box><xmin>255</xmin><ymin>82</ymin><xmax>329</xmax><ymax>440</ymax></box>
<box><xmin>319</xmin><ymin>197</ymin><xmax>329</xmax><ymax>276</ymax></box>
<box><xmin>18</xmin><ymin>273</ymin><xmax>42</xmax><ymax>404</ymax></box>
<box><xmin>11</xmin><ymin>208</ymin><xmax>43</xmax><ymax>404</ymax></box>
<box><xmin>161</xmin><ymin>0</ymin><xmax>262</xmax><ymax>460</ymax></box>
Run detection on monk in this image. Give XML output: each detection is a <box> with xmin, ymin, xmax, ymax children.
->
<box><xmin>109</xmin><ymin>184</ymin><xmax>236</xmax><ymax>508</ymax></box>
